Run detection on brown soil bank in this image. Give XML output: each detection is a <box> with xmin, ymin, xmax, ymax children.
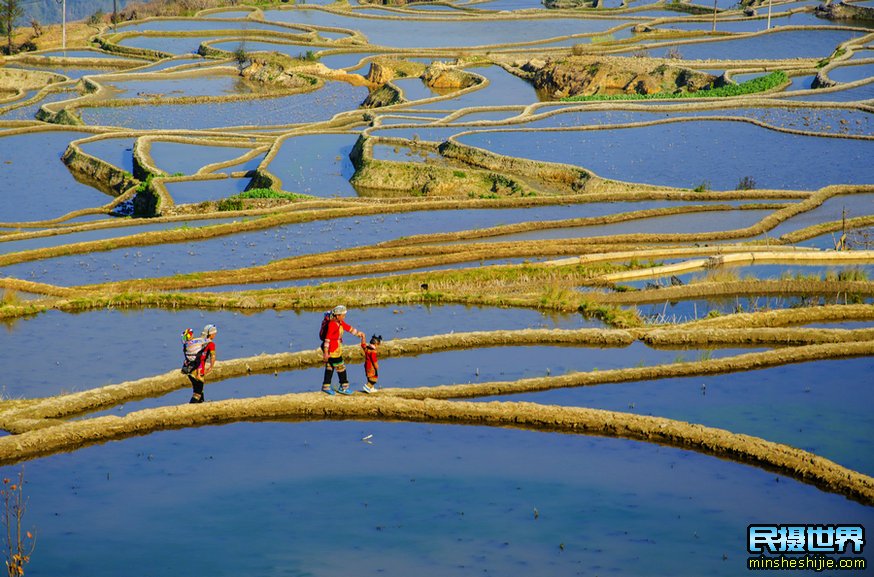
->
<box><xmin>814</xmin><ymin>1</ymin><xmax>874</xmax><ymax>22</ymax></box>
<box><xmin>505</xmin><ymin>56</ymin><xmax>721</xmax><ymax>99</ymax></box>
<box><xmin>0</xmin><ymin>396</ymin><xmax>871</xmax><ymax>506</ymax></box>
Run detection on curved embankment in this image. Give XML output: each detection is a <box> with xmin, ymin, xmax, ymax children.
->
<box><xmin>3</xmin><ymin>330</ymin><xmax>873</xmax><ymax>422</ymax></box>
<box><xmin>0</xmin><ymin>395</ymin><xmax>871</xmax><ymax>506</ymax></box>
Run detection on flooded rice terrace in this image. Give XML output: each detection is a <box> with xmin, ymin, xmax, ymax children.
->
<box><xmin>0</xmin><ymin>0</ymin><xmax>873</xmax><ymax>573</ymax></box>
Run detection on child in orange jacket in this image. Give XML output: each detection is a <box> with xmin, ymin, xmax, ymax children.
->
<box><xmin>361</xmin><ymin>335</ymin><xmax>382</xmax><ymax>393</ymax></box>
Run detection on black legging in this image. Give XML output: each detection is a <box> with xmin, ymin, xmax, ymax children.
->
<box><xmin>323</xmin><ymin>362</ymin><xmax>349</xmax><ymax>387</ymax></box>
<box><xmin>188</xmin><ymin>374</ymin><xmax>204</xmax><ymax>395</ymax></box>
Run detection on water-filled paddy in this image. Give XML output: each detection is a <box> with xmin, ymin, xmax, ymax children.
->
<box><xmin>658</xmin><ymin>10</ymin><xmax>837</xmax><ymax>32</ymax></box>
<box><xmin>0</xmin><ymin>217</ymin><xmax>240</xmax><ymax>255</ymax></box>
<box><xmin>147</xmin><ymin>141</ymin><xmax>254</xmax><ymax>175</ymax></box>
<box><xmin>766</xmin><ymin>193</ymin><xmax>874</xmax><ymax>239</ymax></box>
<box><xmin>76</xmin><ymin>137</ymin><xmax>136</xmax><ymax>173</ymax></box>
<box><xmin>2</xmin><ymin>64</ymin><xmax>121</xmax><ymax>80</ymax></box>
<box><xmin>87</xmin><ymin>341</ymin><xmax>761</xmax><ymax>413</ymax></box>
<box><xmin>164</xmin><ymin>178</ymin><xmax>251</xmax><ymax>202</ymax></box>
<box><xmin>0</xmin><ymin>89</ymin><xmax>79</xmax><ymax>122</ymax></box>
<box><xmin>498</xmin><ymin>356</ymin><xmax>874</xmax><ymax>475</ymax></box>
<box><xmin>0</xmin><ymin>131</ymin><xmax>113</xmax><ymax>223</ymax></box>
<box><xmin>787</xmin><ymin>78</ymin><xmax>874</xmax><ymax>101</ymax></box>
<box><xmin>409</xmin><ymin>65</ymin><xmax>542</xmax><ymax>110</ymax></box>
<box><xmin>393</xmin><ymin>77</ymin><xmax>443</xmax><ymax>101</ymax></box>
<box><xmin>455</xmin><ymin>121</ymin><xmax>874</xmax><ymax>190</ymax></box>
<box><xmin>77</xmin><ymin>81</ymin><xmax>368</xmax><ymax>129</ymax></box>
<box><xmin>102</xmin><ymin>70</ymin><xmax>259</xmax><ymax>99</ymax></box>
<box><xmin>209</xmin><ymin>39</ymin><xmax>334</xmax><ymax>59</ymax></box>
<box><xmin>117</xmin><ymin>34</ymin><xmax>241</xmax><ymax>55</ymax></box>
<box><xmin>25</xmin><ymin>49</ymin><xmax>136</xmax><ymax>59</ymax></box>
<box><xmin>263</xmin><ymin>8</ymin><xmax>627</xmax><ymax>48</ymax></box>
<box><xmin>0</xmin><ymin>202</ymin><xmax>737</xmax><ymax>283</ymax></box>
<box><xmin>447</xmin><ymin>209</ymin><xmax>773</xmax><ymax>244</ymax></box>
<box><xmin>620</xmin><ymin>262</ymin><xmax>874</xmax><ymax>288</ymax></box>
<box><xmin>634</xmin><ymin>294</ymin><xmax>874</xmax><ymax>322</ymax></box>
<box><xmin>266</xmin><ymin>133</ymin><xmax>358</xmax><ymax>196</ymax></box>
<box><xmin>523</xmin><ymin>105</ymin><xmax>874</xmax><ymax>136</ymax></box>
<box><xmin>9</xmin><ymin>421</ymin><xmax>871</xmax><ymax>576</ymax></box>
<box><xmin>618</xmin><ymin>28</ymin><xmax>862</xmax><ymax>60</ymax></box>
<box><xmin>827</xmin><ymin>62</ymin><xmax>874</xmax><ymax>83</ymax></box>
<box><xmin>117</xmin><ymin>18</ymin><xmax>306</xmax><ymax>34</ymax></box>
<box><xmin>0</xmin><ymin>304</ymin><xmax>589</xmax><ymax>397</ymax></box>
<box><xmin>3</xmin><ymin>3</ymin><xmax>873</xmax><ymax>573</ymax></box>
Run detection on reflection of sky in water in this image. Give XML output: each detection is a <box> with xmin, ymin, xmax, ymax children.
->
<box><xmin>103</xmin><ymin>72</ymin><xmax>256</xmax><ymax>99</ymax></box>
<box><xmin>371</xmin><ymin>143</ymin><xmax>440</xmax><ymax>162</ymax></box>
<box><xmin>148</xmin><ymin>141</ymin><xmax>254</xmax><ymax>175</ymax></box>
<box><xmin>658</xmin><ymin>10</ymin><xmax>832</xmax><ymax>32</ymax></box>
<box><xmin>78</xmin><ymin>81</ymin><xmax>368</xmax><ymax>129</ymax></box>
<box><xmin>621</xmin><ymin>262</ymin><xmax>874</xmax><ymax>288</ymax></box>
<box><xmin>0</xmin><ymin>218</ymin><xmax>241</xmax><ymax>256</ymax></box>
<box><xmin>19</xmin><ymin>420</ymin><xmax>871</xmax><ymax>576</ymax></box>
<box><xmin>457</xmin><ymin>121</ymin><xmax>874</xmax><ymax>190</ymax></box>
<box><xmin>409</xmin><ymin>65</ymin><xmax>540</xmax><ymax>110</ymax></box>
<box><xmin>498</xmin><ymin>357</ymin><xmax>874</xmax><ymax>475</ymax></box>
<box><xmin>264</xmin><ymin>7</ymin><xmax>628</xmax><ymax>47</ymax></box>
<box><xmin>445</xmin><ymin>109</ymin><xmax>524</xmax><ymax>123</ymax></box>
<box><xmin>0</xmin><ymin>305</ymin><xmax>584</xmax><ymax>396</ymax></box>
<box><xmin>207</xmin><ymin>10</ymin><xmax>258</xmax><ymax>18</ymax></box>
<box><xmin>94</xmin><ymin>342</ymin><xmax>754</xmax><ymax>411</ymax></box>
<box><xmin>632</xmin><ymin>295</ymin><xmax>874</xmax><ymax>321</ymax></box>
<box><xmin>78</xmin><ymin>137</ymin><xmax>136</xmax><ymax>173</ymax></box>
<box><xmin>826</xmin><ymin>62</ymin><xmax>874</xmax><ymax>84</ymax></box>
<box><xmin>522</xmin><ymin>106</ymin><xmax>874</xmax><ymax>137</ymax></box>
<box><xmin>27</xmin><ymin>49</ymin><xmax>134</xmax><ymax>59</ymax></box>
<box><xmin>164</xmin><ymin>178</ymin><xmax>251</xmax><ymax>203</ymax></box>
<box><xmin>318</xmin><ymin>51</ymin><xmax>382</xmax><ymax>70</ymax></box>
<box><xmin>447</xmin><ymin>209</ymin><xmax>773</xmax><ymax>243</ymax></box>
<box><xmin>117</xmin><ymin>18</ymin><xmax>305</xmax><ymax>34</ymax></box>
<box><xmin>210</xmin><ymin>39</ymin><xmax>332</xmax><ymax>59</ymax></box>
<box><xmin>462</xmin><ymin>0</ymin><xmax>546</xmax><ymax>10</ymax></box>
<box><xmin>267</xmin><ymin>133</ymin><xmax>359</xmax><ymax>196</ymax></box>
<box><xmin>371</xmin><ymin>125</ymin><xmax>468</xmax><ymax>141</ymax></box>
<box><xmin>3</xmin><ymin>64</ymin><xmax>117</xmax><ymax>81</ymax></box>
<box><xmin>786</xmin><ymin>78</ymin><xmax>874</xmax><ymax>101</ymax></box>
<box><xmin>128</xmin><ymin>56</ymin><xmax>208</xmax><ymax>72</ymax></box>
<box><xmin>784</xmin><ymin>73</ymin><xmax>817</xmax><ymax>91</ymax></box>
<box><xmin>765</xmin><ymin>193</ymin><xmax>874</xmax><ymax>238</ymax></box>
<box><xmin>618</xmin><ymin>28</ymin><xmax>861</xmax><ymax>60</ymax></box>
<box><xmin>118</xmin><ymin>34</ymin><xmax>237</xmax><ymax>55</ymax></box>
<box><xmin>0</xmin><ymin>203</ymin><xmax>761</xmax><ymax>284</ymax></box>
<box><xmin>0</xmin><ymin>131</ymin><xmax>111</xmax><ymax>223</ymax></box>
<box><xmin>0</xmin><ymin>90</ymin><xmax>78</xmax><ymax>121</ymax></box>
<box><xmin>393</xmin><ymin>77</ymin><xmax>443</xmax><ymax>101</ymax></box>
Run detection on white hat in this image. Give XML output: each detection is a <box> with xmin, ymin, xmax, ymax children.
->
<box><xmin>332</xmin><ymin>305</ymin><xmax>348</xmax><ymax>316</ymax></box>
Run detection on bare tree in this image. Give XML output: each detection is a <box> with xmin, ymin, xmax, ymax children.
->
<box><xmin>0</xmin><ymin>0</ymin><xmax>23</xmax><ymax>55</ymax></box>
<box><xmin>1</xmin><ymin>470</ymin><xmax>35</xmax><ymax>577</ymax></box>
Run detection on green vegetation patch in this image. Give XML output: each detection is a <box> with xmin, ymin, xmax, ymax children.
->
<box><xmin>561</xmin><ymin>71</ymin><xmax>788</xmax><ymax>102</ymax></box>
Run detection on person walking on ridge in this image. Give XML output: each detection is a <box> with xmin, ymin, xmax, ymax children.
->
<box><xmin>321</xmin><ymin>305</ymin><xmax>365</xmax><ymax>395</ymax></box>
<box><xmin>186</xmin><ymin>324</ymin><xmax>217</xmax><ymax>404</ymax></box>
<box><xmin>361</xmin><ymin>335</ymin><xmax>382</xmax><ymax>394</ymax></box>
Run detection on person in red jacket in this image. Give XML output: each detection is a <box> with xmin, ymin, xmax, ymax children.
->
<box><xmin>189</xmin><ymin>324</ymin><xmax>217</xmax><ymax>404</ymax></box>
<box><xmin>361</xmin><ymin>335</ymin><xmax>382</xmax><ymax>394</ymax></box>
<box><xmin>321</xmin><ymin>305</ymin><xmax>365</xmax><ymax>395</ymax></box>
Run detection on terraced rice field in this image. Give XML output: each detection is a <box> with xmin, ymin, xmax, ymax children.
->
<box><xmin>0</xmin><ymin>0</ymin><xmax>872</xmax><ymax>573</ymax></box>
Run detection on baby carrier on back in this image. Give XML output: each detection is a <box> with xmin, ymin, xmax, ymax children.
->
<box><xmin>181</xmin><ymin>329</ymin><xmax>209</xmax><ymax>375</ymax></box>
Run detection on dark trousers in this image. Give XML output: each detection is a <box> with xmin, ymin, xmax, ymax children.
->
<box><xmin>188</xmin><ymin>374</ymin><xmax>204</xmax><ymax>395</ymax></box>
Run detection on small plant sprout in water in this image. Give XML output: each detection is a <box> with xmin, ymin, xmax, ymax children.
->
<box><xmin>2</xmin><ymin>469</ymin><xmax>35</xmax><ymax>577</ymax></box>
